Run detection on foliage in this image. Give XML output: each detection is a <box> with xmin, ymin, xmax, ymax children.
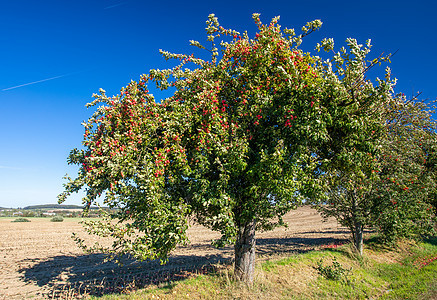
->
<box><xmin>59</xmin><ymin>13</ymin><xmax>328</xmax><ymax>271</ymax></box>
<box><xmin>313</xmin><ymin>38</ymin><xmax>396</xmax><ymax>254</ymax></box>
<box><xmin>313</xmin><ymin>38</ymin><xmax>437</xmax><ymax>252</ymax></box>
<box><xmin>316</xmin><ymin>256</ymin><xmax>351</xmax><ymax>282</ymax></box>
<box><xmin>59</xmin><ymin>12</ymin><xmax>436</xmax><ymax>282</ymax></box>
<box><xmin>11</xmin><ymin>217</ymin><xmax>30</xmax><ymax>222</ymax></box>
<box><xmin>372</xmin><ymin>98</ymin><xmax>437</xmax><ymax>244</ymax></box>
<box><xmin>50</xmin><ymin>216</ymin><xmax>64</xmax><ymax>222</ymax></box>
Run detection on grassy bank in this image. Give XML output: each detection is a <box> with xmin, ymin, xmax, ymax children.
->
<box><xmin>92</xmin><ymin>237</ymin><xmax>437</xmax><ymax>299</ymax></box>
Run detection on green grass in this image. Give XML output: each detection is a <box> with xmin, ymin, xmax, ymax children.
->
<box><xmin>87</xmin><ymin>238</ymin><xmax>437</xmax><ymax>300</ymax></box>
<box><xmin>375</xmin><ymin>237</ymin><xmax>437</xmax><ymax>299</ymax></box>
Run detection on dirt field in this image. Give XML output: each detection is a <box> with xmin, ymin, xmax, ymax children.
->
<box><xmin>0</xmin><ymin>206</ymin><xmax>348</xmax><ymax>299</ymax></box>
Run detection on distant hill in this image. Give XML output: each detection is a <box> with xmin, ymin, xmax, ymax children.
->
<box><xmin>23</xmin><ymin>204</ymin><xmax>101</xmax><ymax>210</ymax></box>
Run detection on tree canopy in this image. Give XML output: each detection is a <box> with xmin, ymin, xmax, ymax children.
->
<box><xmin>59</xmin><ymin>13</ymin><xmax>436</xmax><ymax>283</ymax></box>
<box><xmin>313</xmin><ymin>38</ymin><xmax>437</xmax><ymax>253</ymax></box>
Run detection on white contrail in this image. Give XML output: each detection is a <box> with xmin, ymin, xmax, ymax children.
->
<box><xmin>104</xmin><ymin>2</ymin><xmax>126</xmax><ymax>9</ymax></box>
<box><xmin>2</xmin><ymin>73</ymin><xmax>72</xmax><ymax>91</ymax></box>
<box><xmin>0</xmin><ymin>165</ymin><xmax>22</xmax><ymax>170</ymax></box>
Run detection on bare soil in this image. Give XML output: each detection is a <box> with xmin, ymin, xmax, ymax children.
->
<box><xmin>0</xmin><ymin>206</ymin><xmax>348</xmax><ymax>299</ymax></box>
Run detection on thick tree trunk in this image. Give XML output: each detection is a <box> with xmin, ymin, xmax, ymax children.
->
<box><xmin>234</xmin><ymin>219</ymin><xmax>256</xmax><ymax>285</ymax></box>
<box><xmin>354</xmin><ymin>221</ymin><xmax>364</xmax><ymax>256</ymax></box>
<box><xmin>351</xmin><ymin>189</ymin><xmax>364</xmax><ymax>256</ymax></box>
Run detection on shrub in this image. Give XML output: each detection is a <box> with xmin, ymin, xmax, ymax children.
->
<box><xmin>50</xmin><ymin>216</ymin><xmax>64</xmax><ymax>222</ymax></box>
<box><xmin>317</xmin><ymin>256</ymin><xmax>351</xmax><ymax>282</ymax></box>
<box><xmin>11</xmin><ymin>217</ymin><xmax>31</xmax><ymax>222</ymax></box>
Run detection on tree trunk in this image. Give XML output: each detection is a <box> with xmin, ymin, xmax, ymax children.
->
<box><xmin>234</xmin><ymin>219</ymin><xmax>256</xmax><ymax>285</ymax></box>
<box><xmin>354</xmin><ymin>221</ymin><xmax>364</xmax><ymax>256</ymax></box>
<box><xmin>351</xmin><ymin>189</ymin><xmax>364</xmax><ymax>256</ymax></box>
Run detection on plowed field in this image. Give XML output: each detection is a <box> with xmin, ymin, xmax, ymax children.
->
<box><xmin>0</xmin><ymin>206</ymin><xmax>348</xmax><ymax>299</ymax></box>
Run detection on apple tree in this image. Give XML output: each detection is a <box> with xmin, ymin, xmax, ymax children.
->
<box><xmin>371</xmin><ymin>95</ymin><xmax>437</xmax><ymax>245</ymax></box>
<box><xmin>313</xmin><ymin>38</ymin><xmax>397</xmax><ymax>255</ymax></box>
<box><xmin>314</xmin><ymin>38</ymin><xmax>437</xmax><ymax>253</ymax></box>
<box><xmin>59</xmin><ymin>14</ymin><xmax>330</xmax><ymax>284</ymax></box>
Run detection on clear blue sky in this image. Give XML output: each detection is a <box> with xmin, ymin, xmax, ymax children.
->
<box><xmin>1</xmin><ymin>0</ymin><xmax>435</xmax><ymax>208</ymax></box>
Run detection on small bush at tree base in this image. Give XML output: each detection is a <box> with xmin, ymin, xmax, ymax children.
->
<box><xmin>50</xmin><ymin>216</ymin><xmax>64</xmax><ymax>222</ymax></box>
<box><xmin>317</xmin><ymin>256</ymin><xmax>351</xmax><ymax>282</ymax></box>
<box><xmin>11</xmin><ymin>218</ymin><xmax>31</xmax><ymax>222</ymax></box>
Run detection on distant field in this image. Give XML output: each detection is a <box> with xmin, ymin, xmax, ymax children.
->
<box><xmin>0</xmin><ymin>206</ymin><xmax>346</xmax><ymax>299</ymax></box>
<box><xmin>1</xmin><ymin>217</ymin><xmax>100</xmax><ymax>222</ymax></box>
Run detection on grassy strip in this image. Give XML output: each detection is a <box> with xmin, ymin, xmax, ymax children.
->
<box><xmin>91</xmin><ymin>237</ymin><xmax>437</xmax><ymax>300</ymax></box>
